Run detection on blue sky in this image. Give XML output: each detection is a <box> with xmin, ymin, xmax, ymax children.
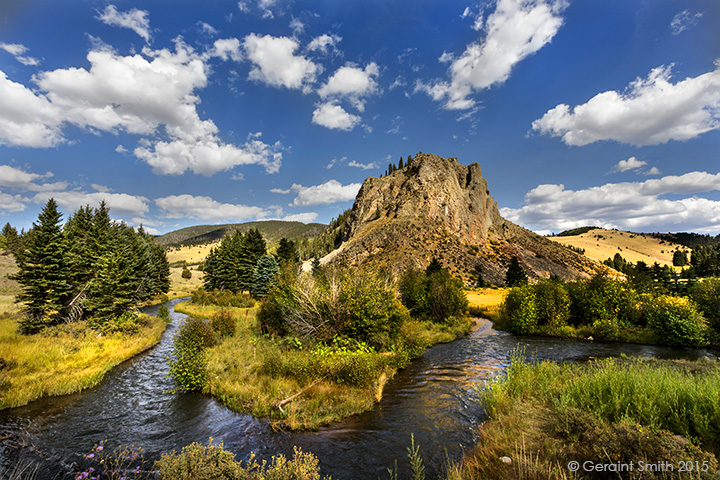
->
<box><xmin>0</xmin><ymin>0</ymin><xmax>718</xmax><ymax>235</ymax></box>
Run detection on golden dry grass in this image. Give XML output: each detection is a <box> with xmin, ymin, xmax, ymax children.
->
<box><xmin>0</xmin><ymin>314</ymin><xmax>167</xmax><ymax>410</ymax></box>
<box><xmin>467</xmin><ymin>288</ymin><xmax>508</xmax><ymax>321</ymax></box>
<box><xmin>549</xmin><ymin>228</ymin><xmax>688</xmax><ymax>266</ymax></box>
<box><xmin>165</xmin><ymin>243</ymin><xmax>216</xmax><ymax>297</ymax></box>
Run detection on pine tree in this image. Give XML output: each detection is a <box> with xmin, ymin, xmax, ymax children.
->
<box><xmin>2</xmin><ymin>223</ymin><xmax>21</xmax><ymax>254</ymax></box>
<box><xmin>311</xmin><ymin>255</ymin><xmax>321</xmax><ymax>277</ymax></box>
<box><xmin>425</xmin><ymin>257</ymin><xmax>444</xmax><ymax>276</ymax></box>
<box><xmin>398</xmin><ymin>157</ymin><xmax>404</xmax><ymax>169</ymax></box>
<box><xmin>14</xmin><ymin>199</ymin><xmax>73</xmax><ymax>333</ymax></box>
<box><xmin>238</xmin><ymin>228</ymin><xmax>267</xmax><ymax>291</ymax></box>
<box><xmin>251</xmin><ymin>255</ymin><xmax>279</xmax><ymax>298</ymax></box>
<box><xmin>276</xmin><ymin>237</ymin><xmax>299</xmax><ymax>267</ymax></box>
<box><xmin>505</xmin><ymin>256</ymin><xmax>528</xmax><ymax>287</ymax></box>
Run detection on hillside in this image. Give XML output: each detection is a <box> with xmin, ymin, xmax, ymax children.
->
<box><xmin>549</xmin><ymin>228</ymin><xmax>690</xmax><ymax>267</ymax></box>
<box><xmin>156</xmin><ymin>220</ymin><xmax>326</xmax><ymax>248</ymax></box>
<box><xmin>320</xmin><ymin>153</ymin><xmax>607</xmax><ymax>285</ymax></box>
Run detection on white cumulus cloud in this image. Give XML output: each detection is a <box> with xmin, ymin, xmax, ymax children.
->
<box><xmin>417</xmin><ymin>0</ymin><xmax>567</xmax><ymax>110</ymax></box>
<box><xmin>318</xmin><ymin>62</ymin><xmax>379</xmax><ymax>111</ymax></box>
<box><xmin>155</xmin><ymin>194</ymin><xmax>268</xmax><ymax>222</ymax></box>
<box><xmin>532</xmin><ymin>63</ymin><xmax>720</xmax><ymax>146</ymax></box>
<box><xmin>312</xmin><ymin>102</ymin><xmax>361</xmax><ymax>131</ymax></box>
<box><xmin>243</xmin><ymin>33</ymin><xmax>318</xmax><ymax>91</ymax></box>
<box><xmin>0</xmin><ymin>165</ymin><xmax>67</xmax><ymax>191</ymax></box>
<box><xmin>289</xmin><ymin>180</ymin><xmax>362</xmax><ymax>206</ymax></box>
<box><xmin>613</xmin><ymin>156</ymin><xmax>647</xmax><ymax>173</ymax></box>
<box><xmin>96</xmin><ymin>5</ymin><xmax>152</xmax><ymax>43</ymax></box>
<box><xmin>501</xmin><ymin>171</ymin><xmax>720</xmax><ymax>234</ymax></box>
<box><xmin>307</xmin><ymin>34</ymin><xmax>342</xmax><ymax>55</ymax></box>
<box><xmin>33</xmin><ymin>191</ymin><xmax>150</xmax><ymax>218</ymax></box>
<box><xmin>0</xmin><ymin>39</ymin><xmax>282</xmax><ymax>176</ymax></box>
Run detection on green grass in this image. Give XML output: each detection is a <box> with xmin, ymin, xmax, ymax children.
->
<box><xmin>175</xmin><ymin>300</ymin><xmax>472</xmax><ymax>430</ymax></box>
<box><xmin>0</xmin><ymin>312</ymin><xmax>167</xmax><ymax>410</ymax></box>
<box><xmin>447</xmin><ymin>354</ymin><xmax>720</xmax><ymax>479</ymax></box>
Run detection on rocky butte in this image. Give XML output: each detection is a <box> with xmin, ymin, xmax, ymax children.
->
<box><xmin>323</xmin><ymin>152</ymin><xmax>605</xmax><ymax>285</ymax></box>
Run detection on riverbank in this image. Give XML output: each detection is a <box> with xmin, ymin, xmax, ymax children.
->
<box><xmin>0</xmin><ymin>311</ymin><xmax>167</xmax><ymax>410</ymax></box>
<box><xmin>447</xmin><ymin>355</ymin><xmax>720</xmax><ymax>480</ymax></box>
<box><xmin>175</xmin><ymin>300</ymin><xmax>473</xmax><ymax>430</ymax></box>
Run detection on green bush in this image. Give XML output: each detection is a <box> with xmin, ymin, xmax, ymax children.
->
<box><xmin>534</xmin><ymin>279</ymin><xmax>570</xmax><ymax>327</ymax></box>
<box><xmin>258</xmin><ymin>269</ymin><xmax>410</xmax><ymax>349</ymax></box>
<box><xmin>642</xmin><ymin>295</ymin><xmax>708</xmax><ymax>347</ymax></box>
<box><xmin>690</xmin><ymin>278</ymin><xmax>720</xmax><ymax>342</ymax></box>
<box><xmin>89</xmin><ymin>311</ymin><xmax>147</xmax><ymax>335</ymax></box>
<box><xmin>210</xmin><ymin>309</ymin><xmax>236</xmax><ymax>339</ymax></box>
<box><xmin>502</xmin><ymin>284</ymin><xmax>537</xmax><ymax>334</ymax></box>
<box><xmin>169</xmin><ymin>317</ymin><xmax>218</xmax><ymax>392</ymax></box>
<box><xmin>399</xmin><ymin>268</ymin><xmax>468</xmax><ymax>323</ymax></box>
<box><xmin>156</xmin><ymin>442</ymin><xmax>323</xmax><ymax>480</ymax></box>
<box><xmin>567</xmin><ymin>275</ymin><xmax>640</xmax><ymax>327</ymax></box>
<box><xmin>181</xmin><ymin>267</ymin><xmax>192</xmax><ymax>279</ymax></box>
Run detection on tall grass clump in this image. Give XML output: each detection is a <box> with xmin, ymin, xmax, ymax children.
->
<box><xmin>169</xmin><ymin>317</ymin><xmax>217</xmax><ymax>392</ymax></box>
<box><xmin>192</xmin><ymin>288</ymin><xmax>255</xmax><ymax>308</ymax></box>
<box><xmin>156</xmin><ymin>441</ymin><xmax>326</xmax><ymax>480</ymax></box>
<box><xmin>210</xmin><ymin>309</ymin><xmax>236</xmax><ymax>339</ymax></box>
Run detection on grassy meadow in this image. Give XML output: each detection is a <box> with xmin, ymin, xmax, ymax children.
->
<box><xmin>165</xmin><ymin>243</ymin><xmax>214</xmax><ymax>297</ymax></box>
<box><xmin>0</xmin><ymin>312</ymin><xmax>167</xmax><ymax>410</ymax></box>
<box><xmin>467</xmin><ymin>287</ymin><xmax>508</xmax><ymax>322</ymax></box>
<box><xmin>549</xmin><ymin>228</ymin><xmax>688</xmax><ymax>267</ymax></box>
<box><xmin>175</xmin><ymin>300</ymin><xmax>472</xmax><ymax>430</ymax></box>
<box><xmin>447</xmin><ymin>354</ymin><xmax>720</xmax><ymax>480</ymax></box>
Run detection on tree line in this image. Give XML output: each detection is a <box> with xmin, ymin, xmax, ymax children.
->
<box><xmin>9</xmin><ymin>199</ymin><xmax>169</xmax><ymax>334</ymax></box>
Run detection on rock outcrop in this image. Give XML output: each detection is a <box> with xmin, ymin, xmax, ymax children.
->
<box><xmin>325</xmin><ymin>153</ymin><xmax>605</xmax><ymax>285</ymax></box>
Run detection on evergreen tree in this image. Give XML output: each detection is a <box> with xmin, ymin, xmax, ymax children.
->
<box><xmin>505</xmin><ymin>256</ymin><xmax>528</xmax><ymax>287</ymax></box>
<box><xmin>251</xmin><ymin>255</ymin><xmax>279</xmax><ymax>298</ymax></box>
<box><xmin>398</xmin><ymin>157</ymin><xmax>404</xmax><ymax>169</ymax></box>
<box><xmin>276</xmin><ymin>237</ymin><xmax>299</xmax><ymax>267</ymax></box>
<box><xmin>311</xmin><ymin>255</ymin><xmax>321</xmax><ymax>277</ymax></box>
<box><xmin>425</xmin><ymin>257</ymin><xmax>443</xmax><ymax>276</ymax></box>
<box><xmin>238</xmin><ymin>228</ymin><xmax>267</xmax><ymax>291</ymax></box>
<box><xmin>14</xmin><ymin>199</ymin><xmax>73</xmax><ymax>333</ymax></box>
<box><xmin>472</xmin><ymin>264</ymin><xmax>485</xmax><ymax>288</ymax></box>
<box><xmin>672</xmin><ymin>249</ymin><xmax>688</xmax><ymax>267</ymax></box>
<box><xmin>2</xmin><ymin>222</ymin><xmax>21</xmax><ymax>254</ymax></box>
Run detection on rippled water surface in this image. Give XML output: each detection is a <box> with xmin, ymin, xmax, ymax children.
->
<box><xmin>1</xmin><ymin>299</ymin><xmax>716</xmax><ymax>479</ymax></box>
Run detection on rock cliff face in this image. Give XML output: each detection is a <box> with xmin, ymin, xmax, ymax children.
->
<box><xmin>327</xmin><ymin>153</ymin><xmax>605</xmax><ymax>284</ymax></box>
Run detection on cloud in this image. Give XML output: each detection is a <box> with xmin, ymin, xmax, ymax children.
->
<box><xmin>96</xmin><ymin>5</ymin><xmax>152</xmax><ymax>43</ymax></box>
<box><xmin>0</xmin><ymin>191</ymin><xmax>26</xmax><ymax>212</ymax></box>
<box><xmin>198</xmin><ymin>22</ymin><xmax>219</xmax><ymax>36</ymax></box>
<box><xmin>270</xmin><ymin>187</ymin><xmax>291</xmax><ymax>194</ymax></box>
<box><xmin>318</xmin><ymin>62</ymin><xmax>379</xmax><ymax>111</ymax></box>
<box><xmin>155</xmin><ymin>194</ymin><xmax>267</xmax><ymax>222</ymax></box>
<box><xmin>417</xmin><ymin>0</ymin><xmax>567</xmax><ymax>110</ymax></box>
<box><xmin>312</xmin><ymin>102</ymin><xmax>361</xmax><ymax>131</ymax></box>
<box><xmin>645</xmin><ymin>167</ymin><xmax>662</xmax><ymax>176</ymax></box>
<box><xmin>0</xmin><ymin>71</ymin><xmax>63</xmax><ymax>147</ymax></box>
<box><xmin>670</xmin><ymin>10</ymin><xmax>703</xmax><ymax>35</ymax></box>
<box><xmin>0</xmin><ymin>165</ymin><xmax>67</xmax><ymax>191</ymax></box>
<box><xmin>290</xmin><ymin>18</ymin><xmax>305</xmax><ymax>36</ymax></box>
<box><xmin>0</xmin><ymin>40</ymin><xmax>282</xmax><ymax>175</ymax></box>
<box><xmin>532</xmin><ymin>63</ymin><xmax>720</xmax><ymax>146</ymax></box>
<box><xmin>0</xmin><ymin>42</ymin><xmax>40</xmax><ymax>66</ymax></box>
<box><xmin>281</xmin><ymin>212</ymin><xmax>318</xmax><ymax>223</ymax></box>
<box><xmin>348</xmin><ymin>160</ymin><xmax>378</xmax><ymax>170</ymax></box>
<box><xmin>289</xmin><ymin>180</ymin><xmax>362</xmax><ymax>206</ymax></box>
<box><xmin>33</xmin><ymin>190</ymin><xmax>150</xmax><ymax>218</ymax></box>
<box><xmin>243</xmin><ymin>33</ymin><xmax>318</xmax><ymax>91</ymax></box>
<box><xmin>501</xmin><ymin>171</ymin><xmax>720</xmax><ymax>234</ymax></box>
<box><xmin>613</xmin><ymin>156</ymin><xmax>647</xmax><ymax>173</ymax></box>
<box><xmin>307</xmin><ymin>34</ymin><xmax>342</xmax><ymax>55</ymax></box>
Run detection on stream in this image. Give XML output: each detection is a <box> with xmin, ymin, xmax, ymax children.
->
<box><xmin>1</xmin><ymin>298</ymin><xmax>717</xmax><ymax>479</ymax></box>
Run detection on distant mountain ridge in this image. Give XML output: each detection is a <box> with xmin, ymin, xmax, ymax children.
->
<box><xmin>156</xmin><ymin>220</ymin><xmax>326</xmax><ymax>248</ymax></box>
<box><xmin>323</xmin><ymin>152</ymin><xmax>606</xmax><ymax>284</ymax></box>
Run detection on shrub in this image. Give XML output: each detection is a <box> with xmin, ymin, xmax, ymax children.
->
<box><xmin>399</xmin><ymin>268</ymin><xmax>468</xmax><ymax>323</ymax></box>
<box><xmin>533</xmin><ymin>279</ymin><xmax>570</xmax><ymax>327</ymax></box>
<box><xmin>210</xmin><ymin>309</ymin><xmax>236</xmax><ymax>339</ymax></box>
<box><xmin>689</xmin><ymin>278</ymin><xmax>720</xmax><ymax>342</ymax></box>
<box><xmin>502</xmin><ymin>284</ymin><xmax>537</xmax><ymax>334</ymax></box>
<box><xmin>89</xmin><ymin>311</ymin><xmax>147</xmax><ymax>335</ymax></box>
<box><xmin>642</xmin><ymin>295</ymin><xmax>708</xmax><ymax>347</ymax></box>
<box><xmin>156</xmin><ymin>442</ymin><xmax>323</xmax><ymax>480</ymax></box>
<box><xmin>169</xmin><ymin>317</ymin><xmax>218</xmax><ymax>392</ymax></box>
<box><xmin>258</xmin><ymin>269</ymin><xmax>410</xmax><ymax>349</ymax></box>
<box><xmin>181</xmin><ymin>267</ymin><xmax>192</xmax><ymax>279</ymax></box>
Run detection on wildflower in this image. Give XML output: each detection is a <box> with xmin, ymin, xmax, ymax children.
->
<box><xmin>96</xmin><ymin>445</ymin><xmax>103</xmax><ymax>451</ymax></box>
<box><xmin>87</xmin><ymin>453</ymin><xmax>95</xmax><ymax>459</ymax></box>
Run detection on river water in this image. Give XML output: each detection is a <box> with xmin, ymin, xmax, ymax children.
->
<box><xmin>0</xmin><ymin>298</ymin><xmax>716</xmax><ymax>479</ymax></box>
